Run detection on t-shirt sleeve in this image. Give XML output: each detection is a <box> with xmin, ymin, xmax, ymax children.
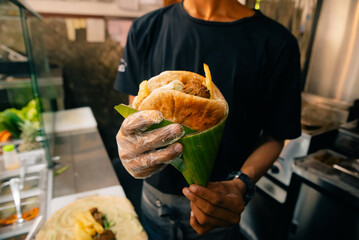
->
<box><xmin>263</xmin><ymin>37</ymin><xmax>302</xmax><ymax>140</ymax></box>
<box><xmin>114</xmin><ymin>26</ymin><xmax>142</xmax><ymax>96</ymax></box>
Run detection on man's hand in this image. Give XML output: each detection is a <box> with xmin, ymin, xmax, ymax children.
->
<box><xmin>116</xmin><ymin>110</ymin><xmax>184</xmax><ymax>178</ymax></box>
<box><xmin>182</xmin><ymin>179</ymin><xmax>246</xmax><ymax>235</ymax></box>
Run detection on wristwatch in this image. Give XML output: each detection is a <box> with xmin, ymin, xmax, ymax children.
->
<box><xmin>227</xmin><ymin>170</ymin><xmax>255</xmax><ymax>205</ymax></box>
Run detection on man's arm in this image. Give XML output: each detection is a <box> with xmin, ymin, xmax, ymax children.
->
<box><xmin>240</xmin><ymin>134</ymin><xmax>284</xmax><ymax>183</ymax></box>
<box><xmin>183</xmin><ymin>134</ymin><xmax>284</xmax><ymax>235</ymax></box>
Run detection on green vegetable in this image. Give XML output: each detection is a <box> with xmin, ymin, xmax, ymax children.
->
<box><xmin>115</xmin><ymin>104</ymin><xmax>228</xmax><ymax>187</ymax></box>
<box><xmin>8</xmin><ymin>100</ymin><xmax>39</xmax><ymax>126</ymax></box>
<box><xmin>102</xmin><ymin>215</ymin><xmax>113</xmax><ymax>229</ymax></box>
<box><xmin>0</xmin><ymin>110</ymin><xmax>24</xmax><ymax>139</ymax></box>
<box><xmin>115</xmin><ymin>103</ymin><xmax>196</xmax><ymax>134</ymax></box>
<box><xmin>54</xmin><ymin>165</ymin><xmax>70</xmax><ymax>176</ymax></box>
<box><xmin>0</xmin><ymin>99</ymin><xmax>40</xmax><ymax>138</ymax></box>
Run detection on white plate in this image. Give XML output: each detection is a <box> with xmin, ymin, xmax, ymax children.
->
<box><xmin>49</xmin><ymin>185</ymin><xmax>126</xmax><ymax>217</ymax></box>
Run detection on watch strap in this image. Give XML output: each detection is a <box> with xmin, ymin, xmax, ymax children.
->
<box><xmin>227</xmin><ymin>170</ymin><xmax>255</xmax><ymax>205</ymax></box>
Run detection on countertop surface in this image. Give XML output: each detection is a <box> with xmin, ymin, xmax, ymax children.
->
<box><xmin>52</xmin><ymin>128</ymin><xmax>120</xmax><ymax>198</ymax></box>
<box><xmin>292</xmin><ymin>152</ymin><xmax>359</xmax><ymax>208</ymax></box>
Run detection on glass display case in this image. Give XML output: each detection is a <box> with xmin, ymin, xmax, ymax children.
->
<box><xmin>0</xmin><ymin>0</ymin><xmax>60</xmax><ymax>157</ymax></box>
<box><xmin>0</xmin><ymin>0</ymin><xmax>58</xmax><ymax>238</ymax></box>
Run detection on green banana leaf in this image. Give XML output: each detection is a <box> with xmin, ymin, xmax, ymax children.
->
<box><xmin>115</xmin><ymin>104</ymin><xmax>228</xmax><ymax>186</ymax></box>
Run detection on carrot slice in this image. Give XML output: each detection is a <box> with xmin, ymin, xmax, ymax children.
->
<box><xmin>0</xmin><ymin>131</ymin><xmax>11</xmax><ymax>142</ymax></box>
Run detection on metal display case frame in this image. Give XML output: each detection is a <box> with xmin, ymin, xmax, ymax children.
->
<box><xmin>0</xmin><ymin>1</ymin><xmax>56</xmax><ymax>238</ymax></box>
<box><xmin>0</xmin><ymin>0</ymin><xmax>58</xmax><ymax>168</ymax></box>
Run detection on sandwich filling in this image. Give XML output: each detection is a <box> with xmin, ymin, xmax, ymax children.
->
<box><xmin>131</xmin><ymin>67</ymin><xmax>226</xmax><ymax>132</ymax></box>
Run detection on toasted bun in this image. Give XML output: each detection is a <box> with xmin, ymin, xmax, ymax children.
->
<box><xmin>133</xmin><ymin>71</ymin><xmax>227</xmax><ymax>132</ymax></box>
<box><xmin>36</xmin><ymin>196</ymin><xmax>147</xmax><ymax>240</ymax></box>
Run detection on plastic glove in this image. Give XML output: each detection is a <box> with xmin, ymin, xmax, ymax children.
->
<box><xmin>116</xmin><ymin>110</ymin><xmax>185</xmax><ymax>179</ymax></box>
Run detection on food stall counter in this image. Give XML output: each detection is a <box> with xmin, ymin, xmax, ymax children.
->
<box><xmin>283</xmin><ymin>150</ymin><xmax>359</xmax><ymax>240</ymax></box>
<box><xmin>49</xmin><ymin>107</ymin><xmax>122</xmax><ymax>199</ymax></box>
<box><xmin>26</xmin><ymin>107</ymin><xmax>147</xmax><ymax>240</ymax></box>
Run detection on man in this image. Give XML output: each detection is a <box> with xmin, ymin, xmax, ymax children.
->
<box><xmin>115</xmin><ymin>0</ymin><xmax>301</xmax><ymax>239</ymax></box>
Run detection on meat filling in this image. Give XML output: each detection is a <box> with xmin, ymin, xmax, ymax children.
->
<box><xmin>181</xmin><ymin>79</ymin><xmax>210</xmax><ymax>99</ymax></box>
<box><xmin>93</xmin><ymin>230</ymin><xmax>116</xmax><ymax>240</ymax></box>
<box><xmin>89</xmin><ymin>208</ymin><xmax>103</xmax><ymax>226</ymax></box>
<box><xmin>90</xmin><ymin>208</ymin><xmax>116</xmax><ymax>240</ymax></box>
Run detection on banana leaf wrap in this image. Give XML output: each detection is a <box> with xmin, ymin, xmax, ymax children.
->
<box><xmin>115</xmin><ymin>104</ymin><xmax>228</xmax><ymax>187</ymax></box>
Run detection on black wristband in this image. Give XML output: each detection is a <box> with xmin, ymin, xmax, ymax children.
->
<box><xmin>227</xmin><ymin>170</ymin><xmax>255</xmax><ymax>205</ymax></box>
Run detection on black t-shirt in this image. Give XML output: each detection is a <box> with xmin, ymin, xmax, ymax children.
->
<box><xmin>114</xmin><ymin>3</ymin><xmax>301</xmax><ymax>195</ymax></box>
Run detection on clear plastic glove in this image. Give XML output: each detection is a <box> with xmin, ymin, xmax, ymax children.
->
<box><xmin>116</xmin><ymin>110</ymin><xmax>185</xmax><ymax>179</ymax></box>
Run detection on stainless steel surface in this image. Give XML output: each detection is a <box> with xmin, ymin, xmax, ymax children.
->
<box><xmin>334</xmin><ymin>120</ymin><xmax>359</xmax><ymax>158</ymax></box>
<box><xmin>0</xmin><ymin>149</ymin><xmax>47</xmax><ymax>181</ymax></box>
<box><xmin>19</xmin><ymin>162</ymin><xmax>26</xmax><ymax>190</ymax></box>
<box><xmin>24</xmin><ymin>215</ymin><xmax>43</xmax><ymax>240</ymax></box>
<box><xmin>0</xmin><ymin>196</ymin><xmax>45</xmax><ymax>240</ymax></box>
<box><xmin>305</xmin><ymin>0</ymin><xmax>359</xmax><ymax>103</ymax></box>
<box><xmin>52</xmin><ymin>129</ymin><xmax>119</xmax><ymax>198</ymax></box>
<box><xmin>0</xmin><ymin>173</ymin><xmax>40</xmax><ymax>196</ymax></box>
<box><xmin>288</xmin><ymin>182</ymin><xmax>359</xmax><ymax>240</ymax></box>
<box><xmin>301</xmin><ymin>92</ymin><xmax>350</xmax><ymax>129</ymax></box>
<box><xmin>333</xmin><ymin>160</ymin><xmax>359</xmax><ymax>178</ymax></box>
<box><xmin>340</xmin><ymin>120</ymin><xmax>359</xmax><ymax>134</ymax></box>
<box><xmin>1</xmin><ymin>175</ymin><xmax>41</xmax><ymax>202</ymax></box>
<box><xmin>45</xmin><ymin>169</ymin><xmax>53</xmax><ymax>221</ymax></box>
<box><xmin>256</xmin><ymin>176</ymin><xmax>287</xmax><ymax>203</ymax></box>
<box><xmin>0</xmin><ymin>76</ymin><xmax>63</xmax><ymax>90</ymax></box>
<box><xmin>0</xmin><ymin>174</ymin><xmax>46</xmax><ymax>206</ymax></box>
<box><xmin>293</xmin><ymin>149</ymin><xmax>359</xmax><ymax>200</ymax></box>
<box><xmin>267</xmin><ymin>133</ymin><xmax>311</xmax><ymax>186</ymax></box>
<box><xmin>9</xmin><ymin>178</ymin><xmax>24</xmax><ymax>223</ymax></box>
<box><xmin>0</xmin><ymin>149</ymin><xmax>49</xmax><ymax>239</ymax></box>
<box><xmin>288</xmin><ymin>136</ymin><xmax>359</xmax><ymax>240</ymax></box>
<box><xmin>267</xmin><ymin>92</ymin><xmax>350</xmax><ymax>186</ymax></box>
<box><xmin>0</xmin><ymin>44</ymin><xmax>27</xmax><ymax>61</ymax></box>
<box><xmin>241</xmin><ymin>92</ymin><xmax>353</xmax><ymax>240</ymax></box>
<box><xmin>0</xmin><ymin>149</ymin><xmax>47</xmax><ymax>205</ymax></box>
<box><xmin>240</xmin><ymin>178</ymin><xmax>289</xmax><ymax>240</ymax></box>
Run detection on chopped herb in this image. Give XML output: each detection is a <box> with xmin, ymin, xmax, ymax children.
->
<box><xmin>102</xmin><ymin>215</ymin><xmax>111</xmax><ymax>229</ymax></box>
<box><xmin>109</xmin><ymin>220</ymin><xmax>115</xmax><ymax>227</ymax></box>
<box><xmin>54</xmin><ymin>165</ymin><xmax>70</xmax><ymax>176</ymax></box>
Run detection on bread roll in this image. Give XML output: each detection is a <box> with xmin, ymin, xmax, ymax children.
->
<box><xmin>133</xmin><ymin>71</ymin><xmax>227</xmax><ymax>132</ymax></box>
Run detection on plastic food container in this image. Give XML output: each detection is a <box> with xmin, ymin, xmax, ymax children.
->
<box><xmin>2</xmin><ymin>144</ymin><xmax>20</xmax><ymax>171</ymax></box>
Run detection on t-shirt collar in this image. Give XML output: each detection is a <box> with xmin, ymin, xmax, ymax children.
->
<box><xmin>176</xmin><ymin>1</ymin><xmax>261</xmax><ymax>26</ymax></box>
